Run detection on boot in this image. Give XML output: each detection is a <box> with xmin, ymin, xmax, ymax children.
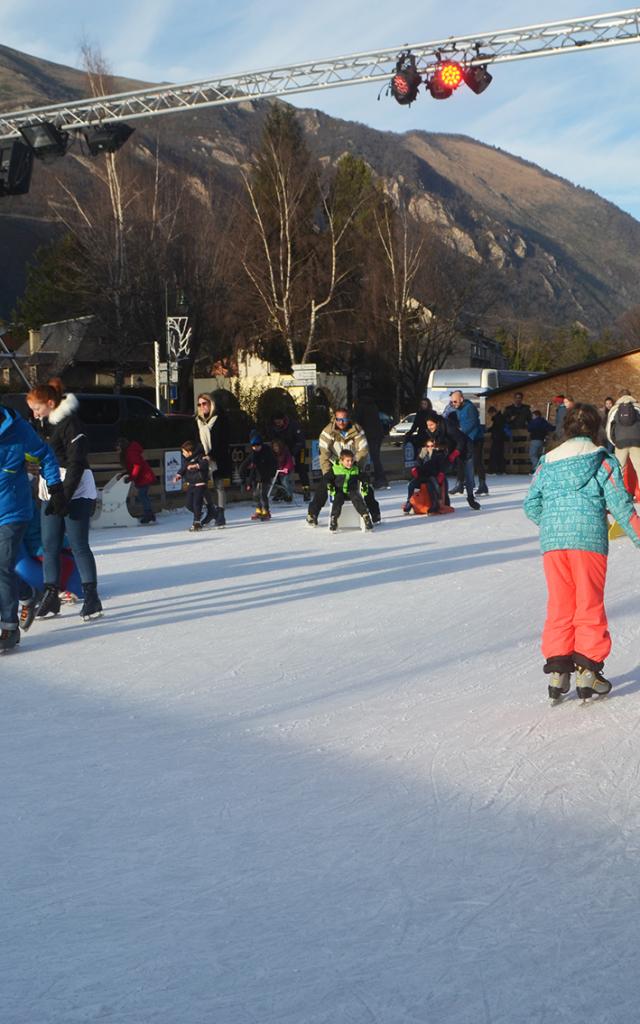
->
<box><xmin>215</xmin><ymin>508</ymin><xmax>226</xmax><ymax>528</ymax></box>
<box><xmin>80</xmin><ymin>583</ymin><xmax>103</xmax><ymax>621</ymax></box>
<box><xmin>467</xmin><ymin>493</ymin><xmax>481</xmax><ymax>510</ymax></box>
<box><xmin>250</xmin><ymin>508</ymin><xmax>263</xmax><ymax>520</ymax></box>
<box><xmin>306</xmin><ymin>512</ymin><xmax>318</xmax><ymax>527</ymax></box>
<box><xmin>576</xmin><ymin>667</ymin><xmax>611</xmax><ymax>700</ymax></box>
<box><xmin>189</xmin><ymin>521</ymin><xmax>202</xmax><ymax>532</ymax></box>
<box><xmin>36</xmin><ymin>585</ymin><xmax>61</xmax><ymax>618</ymax></box>
<box><xmin>402</xmin><ymin>502</ymin><xmax>411</xmax><ymax>514</ymax></box>
<box><xmin>19</xmin><ymin>599</ymin><xmax>38</xmax><ymax>632</ymax></box>
<box><xmin>201</xmin><ymin>504</ymin><xmax>218</xmax><ymax>527</ymax></box>
<box><xmin>362</xmin><ymin>514</ymin><xmax>374</xmax><ymax>531</ymax></box>
<box><xmin>329</xmin><ymin>516</ymin><xmax>338</xmax><ymax>532</ymax></box>
<box><xmin>0</xmin><ymin>627</ymin><xmax>20</xmax><ymax>653</ymax></box>
<box><xmin>548</xmin><ymin>672</ymin><xmax>571</xmax><ymax>701</ymax></box>
<box><xmin>475</xmin><ymin>482</ymin><xmax>489</xmax><ymax>495</ymax></box>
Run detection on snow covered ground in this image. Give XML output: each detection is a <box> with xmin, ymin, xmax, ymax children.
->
<box><xmin>3</xmin><ymin>477</ymin><xmax>640</xmax><ymax>1024</ymax></box>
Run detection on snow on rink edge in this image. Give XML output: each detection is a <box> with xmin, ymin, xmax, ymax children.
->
<box><xmin>2</xmin><ymin>478</ymin><xmax>640</xmax><ymax>1024</ymax></box>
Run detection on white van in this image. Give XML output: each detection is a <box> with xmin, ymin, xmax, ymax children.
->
<box><xmin>425</xmin><ymin>368</ymin><xmax>542</xmax><ymax>424</ymax></box>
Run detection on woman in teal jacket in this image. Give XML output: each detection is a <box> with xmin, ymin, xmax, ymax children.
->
<box><xmin>524</xmin><ymin>403</ymin><xmax>640</xmax><ymax>701</ymax></box>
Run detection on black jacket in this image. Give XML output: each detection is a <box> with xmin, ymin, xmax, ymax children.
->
<box><xmin>239</xmin><ymin>446</ymin><xmax>277</xmax><ymax>485</ymax></box>
<box><xmin>269</xmin><ymin>415</ymin><xmax>305</xmax><ymax>457</ymax></box>
<box><xmin>179</xmin><ymin>444</ymin><xmax>209</xmax><ymax>488</ymax></box>
<box><xmin>422</xmin><ymin>414</ymin><xmax>468</xmax><ymax>460</ymax></box>
<box><xmin>405</xmin><ymin>405</ymin><xmax>433</xmax><ymax>447</ymax></box>
<box><xmin>415</xmin><ymin>448</ymin><xmax>449</xmax><ymax>481</ymax></box>
<box><xmin>504</xmin><ymin>403</ymin><xmax>532</xmax><ymax>431</ymax></box>
<box><xmin>38</xmin><ymin>394</ymin><xmax>91</xmax><ymax>502</ymax></box>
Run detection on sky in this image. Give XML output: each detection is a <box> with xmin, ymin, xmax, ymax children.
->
<box><xmin>1</xmin><ymin>0</ymin><xmax>639</xmax><ymax>218</ymax></box>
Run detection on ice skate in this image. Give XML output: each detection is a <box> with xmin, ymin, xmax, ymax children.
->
<box><xmin>189</xmin><ymin>521</ymin><xmax>202</xmax><ymax>532</ymax></box>
<box><xmin>475</xmin><ymin>483</ymin><xmax>489</xmax><ymax>495</ymax></box>
<box><xmin>402</xmin><ymin>502</ymin><xmax>411</xmax><ymax>515</ymax></box>
<box><xmin>0</xmin><ymin>627</ymin><xmax>20</xmax><ymax>654</ymax></box>
<box><xmin>329</xmin><ymin>516</ymin><xmax>338</xmax><ymax>533</ymax></box>
<box><xmin>362</xmin><ymin>514</ymin><xmax>374</xmax><ymax>532</ymax></box>
<box><xmin>250</xmin><ymin>508</ymin><xmax>263</xmax><ymax>521</ymax></box>
<box><xmin>139</xmin><ymin>513</ymin><xmax>157</xmax><ymax>525</ymax></box>
<box><xmin>19</xmin><ymin>599</ymin><xmax>38</xmax><ymax>632</ymax></box>
<box><xmin>576</xmin><ymin>667</ymin><xmax>611</xmax><ymax>701</ymax></box>
<box><xmin>36</xmin><ymin>585</ymin><xmax>61</xmax><ymax>619</ymax></box>
<box><xmin>215</xmin><ymin>508</ymin><xmax>226</xmax><ymax>528</ymax></box>
<box><xmin>548</xmin><ymin>672</ymin><xmax>571</xmax><ymax>702</ymax></box>
<box><xmin>79</xmin><ymin>584</ymin><xmax>103</xmax><ymax>621</ymax></box>
<box><xmin>306</xmin><ymin>512</ymin><xmax>318</xmax><ymax>527</ymax></box>
<box><xmin>467</xmin><ymin>495</ymin><xmax>481</xmax><ymax>511</ymax></box>
<box><xmin>200</xmin><ymin>505</ymin><xmax>218</xmax><ymax>527</ymax></box>
<box><xmin>260</xmin><ymin>510</ymin><xmax>271</xmax><ymax>521</ymax></box>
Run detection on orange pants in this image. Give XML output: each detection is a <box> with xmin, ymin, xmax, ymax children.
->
<box><xmin>542</xmin><ymin>550</ymin><xmax>611</xmax><ymax>664</ymax></box>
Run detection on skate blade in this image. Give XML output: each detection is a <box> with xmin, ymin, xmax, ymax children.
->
<box><xmin>82</xmin><ymin>611</ymin><xmax>104</xmax><ymax>622</ymax></box>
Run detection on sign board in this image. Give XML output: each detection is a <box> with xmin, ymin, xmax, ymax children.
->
<box><xmin>292</xmin><ymin>363</ymin><xmax>317</xmax><ymax>386</ymax></box>
<box><xmin>157</xmin><ymin>362</ymin><xmax>179</xmax><ymax>384</ymax></box>
<box><xmin>164</xmin><ymin>450</ymin><xmax>183</xmax><ymax>493</ymax></box>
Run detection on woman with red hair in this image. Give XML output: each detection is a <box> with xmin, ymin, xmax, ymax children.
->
<box><xmin>26</xmin><ymin>378</ymin><xmax>103</xmax><ymax>621</ymax></box>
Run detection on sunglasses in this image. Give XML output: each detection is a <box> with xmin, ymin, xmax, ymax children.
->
<box><xmin>197</xmin><ymin>401</ymin><xmax>210</xmax><ymax>406</ymax></box>
<box><xmin>335</xmin><ymin>417</ymin><xmax>348</xmax><ymax>422</ymax></box>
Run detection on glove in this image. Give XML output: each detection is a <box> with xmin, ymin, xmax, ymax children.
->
<box><xmin>123</xmin><ymin>475</ymin><xmax>131</xmax><ymax>483</ymax></box>
<box><xmin>411</xmin><ymin>467</ymin><xmax>419</xmax><ymax>479</ymax></box>
<box><xmin>448</xmin><ymin>449</ymin><xmax>460</xmax><ymax>465</ymax></box>
<box><xmin>45</xmin><ymin>482</ymin><xmax>68</xmax><ymax>517</ymax></box>
<box><xmin>323</xmin><ymin>473</ymin><xmax>334</xmax><ymax>486</ymax></box>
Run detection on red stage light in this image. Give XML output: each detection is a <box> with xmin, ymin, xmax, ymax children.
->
<box><xmin>438</xmin><ymin>61</ymin><xmax>463</xmax><ymax>90</ymax></box>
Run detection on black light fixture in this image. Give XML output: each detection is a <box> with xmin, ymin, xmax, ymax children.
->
<box><xmin>390</xmin><ymin>52</ymin><xmax>422</xmax><ymax>106</ymax></box>
<box><xmin>82</xmin><ymin>122</ymin><xmax>135</xmax><ymax>156</ymax></box>
<box><xmin>464</xmin><ymin>63</ymin><xmax>493</xmax><ymax>94</ymax></box>
<box><xmin>0</xmin><ymin>140</ymin><xmax>34</xmax><ymax>196</ymax></box>
<box><xmin>18</xmin><ymin>121</ymin><xmax>68</xmax><ymax>162</ymax></box>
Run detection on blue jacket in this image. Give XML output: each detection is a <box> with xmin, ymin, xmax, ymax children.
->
<box><xmin>448</xmin><ymin>399</ymin><xmax>483</xmax><ymax>442</ymax></box>
<box><xmin>524</xmin><ymin>437</ymin><xmax>640</xmax><ymax>555</ymax></box>
<box><xmin>0</xmin><ymin>406</ymin><xmax>61</xmax><ymax>526</ymax></box>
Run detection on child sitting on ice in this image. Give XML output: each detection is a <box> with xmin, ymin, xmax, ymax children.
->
<box><xmin>271</xmin><ymin>439</ymin><xmax>295</xmax><ymax>501</ymax></box>
<box><xmin>402</xmin><ymin>440</ymin><xmax>451</xmax><ymax>514</ymax></box>
<box><xmin>326</xmin><ymin>449</ymin><xmax>373</xmax><ymax>532</ymax></box>
<box><xmin>174</xmin><ymin>440</ymin><xmax>210</xmax><ymax>531</ymax></box>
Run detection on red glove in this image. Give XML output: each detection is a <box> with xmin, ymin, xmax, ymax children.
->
<box><xmin>437</xmin><ymin>472</ymin><xmax>445</xmax><ymax>484</ymax></box>
<box><xmin>411</xmin><ymin>467</ymin><xmax>419</xmax><ymax>479</ymax></box>
<box><xmin>448</xmin><ymin>449</ymin><xmax>460</xmax><ymax>464</ymax></box>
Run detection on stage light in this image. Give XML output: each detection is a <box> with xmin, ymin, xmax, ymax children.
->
<box><xmin>390</xmin><ymin>52</ymin><xmax>421</xmax><ymax>106</ymax></box>
<box><xmin>439</xmin><ymin>62</ymin><xmax>464</xmax><ymax>90</ymax></box>
<box><xmin>0</xmin><ymin>140</ymin><xmax>34</xmax><ymax>197</ymax></box>
<box><xmin>19</xmin><ymin>121</ymin><xmax>68</xmax><ymax>162</ymax></box>
<box><xmin>82</xmin><ymin>122</ymin><xmax>135</xmax><ymax>155</ymax></box>
<box><xmin>464</xmin><ymin>63</ymin><xmax>493</xmax><ymax>94</ymax></box>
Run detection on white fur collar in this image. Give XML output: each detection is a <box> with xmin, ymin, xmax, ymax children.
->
<box><xmin>48</xmin><ymin>393</ymin><xmax>79</xmax><ymax>425</ymax></box>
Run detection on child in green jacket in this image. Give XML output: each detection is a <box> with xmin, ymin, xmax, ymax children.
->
<box><xmin>327</xmin><ymin>450</ymin><xmax>373</xmax><ymax>532</ymax></box>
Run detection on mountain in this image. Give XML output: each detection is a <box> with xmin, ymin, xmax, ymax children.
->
<box><xmin>1</xmin><ymin>43</ymin><xmax>639</xmax><ymax>330</ymax></box>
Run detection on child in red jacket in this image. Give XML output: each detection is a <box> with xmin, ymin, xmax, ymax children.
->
<box><xmin>117</xmin><ymin>438</ymin><xmax>156</xmax><ymax>524</ymax></box>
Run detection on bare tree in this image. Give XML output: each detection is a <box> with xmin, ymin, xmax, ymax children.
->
<box><xmin>374</xmin><ymin>204</ymin><xmax>423</xmax><ymax>419</ymax></box>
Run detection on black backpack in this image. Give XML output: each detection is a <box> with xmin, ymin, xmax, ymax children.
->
<box><xmin>613</xmin><ymin>401</ymin><xmax>640</xmax><ymax>447</ymax></box>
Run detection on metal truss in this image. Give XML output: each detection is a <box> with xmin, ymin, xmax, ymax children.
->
<box><xmin>1</xmin><ymin>8</ymin><xmax>640</xmax><ymax>142</ymax></box>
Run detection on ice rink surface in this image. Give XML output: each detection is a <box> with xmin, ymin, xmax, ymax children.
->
<box><xmin>3</xmin><ymin>478</ymin><xmax>640</xmax><ymax>1024</ymax></box>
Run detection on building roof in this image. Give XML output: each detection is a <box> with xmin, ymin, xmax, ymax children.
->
<box><xmin>17</xmin><ymin>316</ymin><xmax>153</xmax><ymax>372</ymax></box>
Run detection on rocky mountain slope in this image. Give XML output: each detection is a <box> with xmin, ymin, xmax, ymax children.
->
<box><xmin>1</xmin><ymin>43</ymin><xmax>639</xmax><ymax>330</ymax></box>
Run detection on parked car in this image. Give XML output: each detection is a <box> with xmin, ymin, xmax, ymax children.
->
<box><xmin>1</xmin><ymin>392</ymin><xmax>164</xmax><ymax>452</ymax></box>
<box><xmin>388</xmin><ymin>413</ymin><xmax>416</xmax><ymax>444</ymax></box>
